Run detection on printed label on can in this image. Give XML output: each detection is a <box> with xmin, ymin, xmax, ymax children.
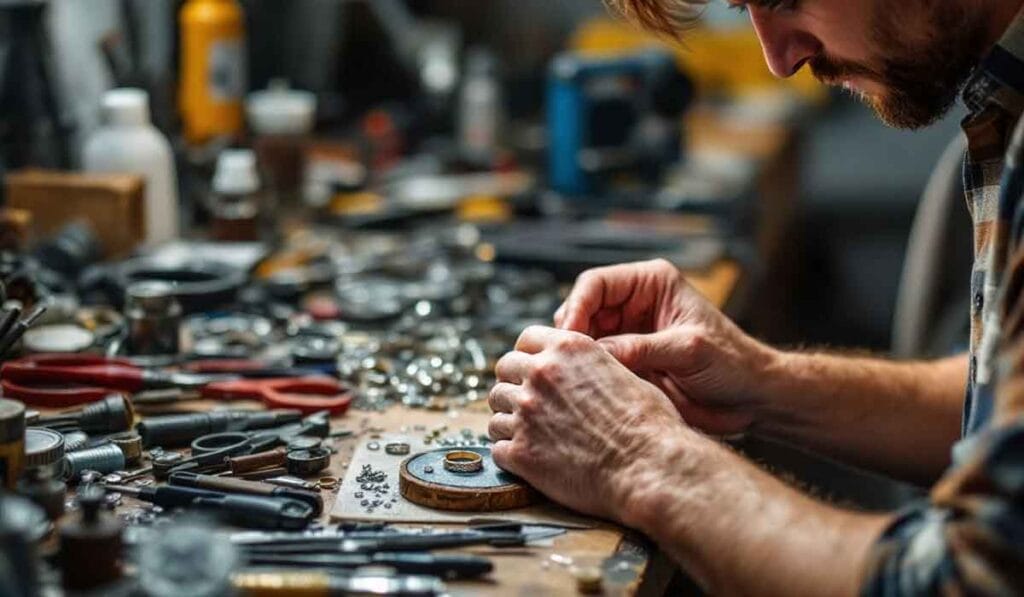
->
<box><xmin>208</xmin><ymin>38</ymin><xmax>246</xmax><ymax>101</ymax></box>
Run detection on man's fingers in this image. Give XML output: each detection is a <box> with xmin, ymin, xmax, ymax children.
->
<box><xmin>488</xmin><ymin>382</ymin><xmax>521</xmax><ymax>413</ymax></box>
<box><xmin>558</xmin><ymin>266</ymin><xmax>621</xmax><ymax>332</ymax></box>
<box><xmin>514</xmin><ymin>325</ymin><xmax>579</xmax><ymax>354</ymax></box>
<box><xmin>495</xmin><ymin>351</ymin><xmax>532</xmax><ymax>383</ymax></box>
<box><xmin>487</xmin><ymin>413</ymin><xmax>518</xmax><ymax>441</ymax></box>
<box><xmin>593</xmin><ymin>308</ymin><xmax>622</xmax><ymax>337</ymax></box>
<box><xmin>553</xmin><ymin>303</ymin><xmax>567</xmax><ymax>328</ymax></box>
<box><xmin>598</xmin><ymin>330</ymin><xmax>682</xmax><ymax>370</ymax></box>
<box><xmin>558</xmin><ymin>261</ymin><xmax>674</xmax><ymax>334</ymax></box>
<box><xmin>598</xmin><ymin>333</ymin><xmax>656</xmax><ymax>369</ymax></box>
<box><xmin>491</xmin><ymin>439</ymin><xmax>520</xmax><ymax>476</ymax></box>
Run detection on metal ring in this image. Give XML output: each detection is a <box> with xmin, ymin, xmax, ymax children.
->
<box><xmin>190</xmin><ymin>432</ymin><xmax>251</xmax><ymax>455</ymax></box>
<box><xmin>384</xmin><ymin>442</ymin><xmax>410</xmax><ymax>456</ymax></box>
<box><xmin>443</xmin><ymin>450</ymin><xmax>483</xmax><ymax>474</ymax></box>
<box><xmin>109</xmin><ymin>433</ymin><xmax>143</xmax><ymax>465</ymax></box>
<box><xmin>317</xmin><ymin>476</ymin><xmax>338</xmax><ymax>491</ymax></box>
<box><xmin>286</xmin><ymin>447</ymin><xmax>331</xmax><ymax>477</ymax></box>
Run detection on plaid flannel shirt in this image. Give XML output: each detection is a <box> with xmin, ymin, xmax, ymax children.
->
<box><xmin>861</xmin><ymin>10</ymin><xmax>1024</xmax><ymax>596</ymax></box>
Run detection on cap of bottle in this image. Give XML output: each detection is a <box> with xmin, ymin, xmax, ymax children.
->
<box><xmin>212</xmin><ymin>149</ymin><xmax>260</xmax><ymax>195</ymax></box>
<box><xmin>102</xmin><ymin>88</ymin><xmax>151</xmax><ymax>126</ymax></box>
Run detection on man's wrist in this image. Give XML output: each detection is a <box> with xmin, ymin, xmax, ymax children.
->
<box><xmin>744</xmin><ymin>345</ymin><xmax>799</xmax><ymax>432</ymax></box>
<box><xmin>613</xmin><ymin>427</ymin><xmax>717</xmax><ymax>534</ymax></box>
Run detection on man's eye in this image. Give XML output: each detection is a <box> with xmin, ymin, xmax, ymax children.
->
<box><xmin>728</xmin><ymin>0</ymin><xmax>799</xmax><ymax>13</ymax></box>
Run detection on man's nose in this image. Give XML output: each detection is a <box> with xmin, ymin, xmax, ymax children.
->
<box><xmin>748</xmin><ymin>8</ymin><xmax>821</xmax><ymax>78</ymax></box>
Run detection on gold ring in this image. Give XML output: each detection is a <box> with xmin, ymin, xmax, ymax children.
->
<box><xmin>443</xmin><ymin>450</ymin><xmax>483</xmax><ymax>473</ymax></box>
<box><xmin>317</xmin><ymin>476</ymin><xmax>339</xmax><ymax>490</ymax></box>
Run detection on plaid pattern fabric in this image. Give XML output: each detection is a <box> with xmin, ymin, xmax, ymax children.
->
<box><xmin>860</xmin><ymin>11</ymin><xmax>1024</xmax><ymax>595</ymax></box>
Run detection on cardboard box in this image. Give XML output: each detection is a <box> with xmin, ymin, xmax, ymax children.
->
<box><xmin>5</xmin><ymin>169</ymin><xmax>146</xmax><ymax>258</ymax></box>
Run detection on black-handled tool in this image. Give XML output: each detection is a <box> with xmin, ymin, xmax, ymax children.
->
<box><xmin>242</xmin><ymin>552</ymin><xmax>494</xmax><ymax>580</ymax></box>
<box><xmin>103</xmin><ymin>483</ymin><xmax>314</xmax><ymax>529</ymax></box>
<box><xmin>0</xmin><ymin>305</ymin><xmax>22</xmax><ymax>343</ymax></box>
<box><xmin>242</xmin><ymin>530</ymin><xmax>550</xmax><ymax>555</ymax></box>
<box><xmin>169</xmin><ymin>471</ymin><xmax>324</xmax><ymax>516</ymax></box>
<box><xmin>34</xmin><ymin>394</ymin><xmax>134</xmax><ymax>434</ymax></box>
<box><xmin>135</xmin><ymin>409</ymin><xmax>302</xmax><ymax>447</ymax></box>
<box><xmin>0</xmin><ymin>303</ymin><xmax>47</xmax><ymax>357</ymax></box>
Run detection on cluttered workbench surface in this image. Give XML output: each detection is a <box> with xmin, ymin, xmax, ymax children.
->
<box><xmin>10</xmin><ymin>250</ymin><xmax>738</xmax><ymax>596</ymax></box>
<box><xmin>4</xmin><ymin>245</ymin><xmax>737</xmax><ymax>593</ymax></box>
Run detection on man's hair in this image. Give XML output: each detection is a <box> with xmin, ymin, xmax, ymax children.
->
<box><xmin>605</xmin><ymin>0</ymin><xmax>710</xmax><ymax>37</ymax></box>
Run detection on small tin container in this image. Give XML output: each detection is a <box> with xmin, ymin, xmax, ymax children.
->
<box><xmin>24</xmin><ymin>427</ymin><xmax>65</xmax><ymax>478</ymax></box>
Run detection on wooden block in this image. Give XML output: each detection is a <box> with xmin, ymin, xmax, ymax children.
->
<box><xmin>331</xmin><ymin>433</ymin><xmax>593</xmax><ymax>527</ymax></box>
<box><xmin>4</xmin><ymin>169</ymin><xmax>146</xmax><ymax>258</ymax></box>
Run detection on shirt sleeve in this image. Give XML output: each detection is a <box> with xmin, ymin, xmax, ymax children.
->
<box><xmin>859</xmin><ymin>416</ymin><xmax>1024</xmax><ymax>596</ymax></box>
<box><xmin>860</xmin><ymin>109</ymin><xmax>1024</xmax><ymax>597</ymax></box>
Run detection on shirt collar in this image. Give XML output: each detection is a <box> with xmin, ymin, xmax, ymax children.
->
<box><xmin>962</xmin><ymin>7</ymin><xmax>1024</xmax><ymax>116</ymax></box>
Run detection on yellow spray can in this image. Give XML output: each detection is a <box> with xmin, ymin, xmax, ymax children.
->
<box><xmin>179</xmin><ymin>0</ymin><xmax>246</xmax><ymax>144</ymax></box>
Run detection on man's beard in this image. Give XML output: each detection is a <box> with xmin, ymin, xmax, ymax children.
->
<box><xmin>808</xmin><ymin>3</ymin><xmax>989</xmax><ymax>129</ymax></box>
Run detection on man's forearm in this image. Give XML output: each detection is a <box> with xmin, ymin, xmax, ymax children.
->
<box><xmin>753</xmin><ymin>351</ymin><xmax>966</xmax><ymax>484</ymax></box>
<box><xmin>621</xmin><ymin>432</ymin><xmax>891</xmax><ymax>596</ymax></box>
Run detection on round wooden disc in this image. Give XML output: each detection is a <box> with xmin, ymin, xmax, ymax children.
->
<box><xmin>399</xmin><ymin>447</ymin><xmax>538</xmax><ymax>511</ymax></box>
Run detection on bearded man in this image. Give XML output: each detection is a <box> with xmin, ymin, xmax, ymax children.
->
<box><xmin>487</xmin><ymin>0</ymin><xmax>1024</xmax><ymax>593</ymax></box>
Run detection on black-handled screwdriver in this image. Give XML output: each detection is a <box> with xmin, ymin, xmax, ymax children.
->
<box><xmin>242</xmin><ymin>552</ymin><xmax>494</xmax><ymax>580</ymax></box>
<box><xmin>104</xmin><ymin>483</ymin><xmax>314</xmax><ymax>529</ymax></box>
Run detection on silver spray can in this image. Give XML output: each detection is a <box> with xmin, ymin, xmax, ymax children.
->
<box><xmin>125</xmin><ymin>281</ymin><xmax>181</xmax><ymax>355</ymax></box>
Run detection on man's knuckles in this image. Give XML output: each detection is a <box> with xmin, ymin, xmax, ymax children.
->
<box><xmin>551</xmin><ymin>332</ymin><xmax>593</xmax><ymax>353</ymax></box>
<box><xmin>677</xmin><ymin>329</ymin><xmax>709</xmax><ymax>359</ymax></box>
<box><xmin>527</xmin><ymin>358</ymin><xmax>562</xmax><ymax>388</ymax></box>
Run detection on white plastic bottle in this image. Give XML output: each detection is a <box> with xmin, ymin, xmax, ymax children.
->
<box><xmin>83</xmin><ymin>88</ymin><xmax>180</xmax><ymax>246</ymax></box>
<box><xmin>458</xmin><ymin>48</ymin><xmax>503</xmax><ymax>165</ymax></box>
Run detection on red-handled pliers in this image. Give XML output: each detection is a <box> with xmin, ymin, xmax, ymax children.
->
<box><xmin>0</xmin><ymin>354</ymin><xmax>231</xmax><ymax>408</ymax></box>
<box><xmin>201</xmin><ymin>377</ymin><xmax>353</xmax><ymax>415</ymax></box>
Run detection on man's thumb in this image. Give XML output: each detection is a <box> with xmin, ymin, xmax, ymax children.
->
<box><xmin>598</xmin><ymin>332</ymin><xmax>675</xmax><ymax>370</ymax></box>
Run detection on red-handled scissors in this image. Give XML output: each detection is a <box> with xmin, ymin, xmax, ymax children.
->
<box><xmin>0</xmin><ymin>354</ymin><xmax>231</xmax><ymax>408</ymax></box>
<box><xmin>201</xmin><ymin>377</ymin><xmax>353</xmax><ymax>415</ymax></box>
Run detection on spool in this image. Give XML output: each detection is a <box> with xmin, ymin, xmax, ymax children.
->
<box><xmin>398</xmin><ymin>447</ymin><xmax>538</xmax><ymax>512</ymax></box>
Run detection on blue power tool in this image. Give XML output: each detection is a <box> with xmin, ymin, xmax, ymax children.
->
<box><xmin>547</xmin><ymin>49</ymin><xmax>694</xmax><ymax>197</ymax></box>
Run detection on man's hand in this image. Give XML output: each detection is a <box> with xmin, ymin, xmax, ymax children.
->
<box><xmin>555</xmin><ymin>258</ymin><xmax>779</xmax><ymax>436</ymax></box>
<box><xmin>488</xmin><ymin>325</ymin><xmax>686</xmax><ymax>521</ymax></box>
